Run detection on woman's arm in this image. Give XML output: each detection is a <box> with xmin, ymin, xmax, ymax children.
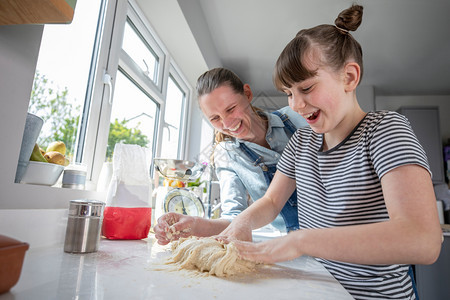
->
<box><xmin>219</xmin><ymin>171</ymin><xmax>297</xmax><ymax>241</ymax></box>
<box><xmin>154</xmin><ymin>156</ymin><xmax>265</xmax><ymax>245</ymax></box>
<box><xmin>215</xmin><ymin>166</ymin><xmax>251</xmax><ymax>219</ymax></box>
<box><xmin>235</xmin><ymin>164</ymin><xmax>442</xmax><ymax>265</ymax></box>
<box><xmin>154</xmin><ymin>213</ymin><xmax>231</xmax><ymax>245</ymax></box>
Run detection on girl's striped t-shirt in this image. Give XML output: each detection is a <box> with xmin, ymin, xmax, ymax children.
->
<box><xmin>278</xmin><ymin>110</ymin><xmax>430</xmax><ymax>300</ymax></box>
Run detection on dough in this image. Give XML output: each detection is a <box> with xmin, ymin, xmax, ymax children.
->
<box><xmin>166</xmin><ymin>237</ymin><xmax>256</xmax><ymax>277</ymax></box>
<box><xmin>165</xmin><ymin>225</ymin><xmax>191</xmax><ymax>241</ymax></box>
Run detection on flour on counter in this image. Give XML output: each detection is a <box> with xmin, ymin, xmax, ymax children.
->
<box><xmin>165</xmin><ymin>237</ymin><xmax>256</xmax><ymax>277</ymax></box>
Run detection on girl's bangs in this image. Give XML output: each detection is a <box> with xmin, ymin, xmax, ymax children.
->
<box><xmin>274</xmin><ymin>37</ymin><xmax>316</xmax><ymax>90</ymax></box>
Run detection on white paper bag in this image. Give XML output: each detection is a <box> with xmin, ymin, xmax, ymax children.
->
<box><xmin>102</xmin><ymin>143</ymin><xmax>153</xmax><ymax>240</ymax></box>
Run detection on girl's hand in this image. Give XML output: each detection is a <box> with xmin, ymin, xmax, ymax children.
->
<box><xmin>216</xmin><ymin>219</ymin><xmax>253</xmax><ymax>243</ymax></box>
<box><xmin>154</xmin><ymin>212</ymin><xmax>196</xmax><ymax>245</ymax></box>
<box><xmin>233</xmin><ymin>234</ymin><xmax>301</xmax><ymax>264</ymax></box>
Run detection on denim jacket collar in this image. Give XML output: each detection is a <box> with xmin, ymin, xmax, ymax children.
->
<box><xmin>233</xmin><ymin>111</ymin><xmax>285</xmax><ymax>146</ymax></box>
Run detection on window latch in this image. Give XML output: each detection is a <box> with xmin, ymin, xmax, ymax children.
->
<box><xmin>143</xmin><ymin>59</ymin><xmax>150</xmax><ymax>77</ymax></box>
<box><xmin>103</xmin><ymin>70</ymin><xmax>113</xmax><ymax>105</ymax></box>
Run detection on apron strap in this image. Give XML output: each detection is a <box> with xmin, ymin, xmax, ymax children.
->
<box><xmin>271</xmin><ymin>111</ymin><xmax>297</xmax><ymax>135</ymax></box>
<box><xmin>238</xmin><ymin>110</ymin><xmax>298</xmax><ymax>170</ymax></box>
<box><xmin>238</xmin><ymin>139</ymin><xmax>299</xmax><ymax>232</ymax></box>
<box><xmin>238</xmin><ymin>142</ymin><xmax>268</xmax><ymax>171</ymax></box>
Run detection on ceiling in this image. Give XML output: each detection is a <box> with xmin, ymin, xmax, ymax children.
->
<box><xmin>179</xmin><ymin>0</ymin><xmax>450</xmax><ymax>97</ymax></box>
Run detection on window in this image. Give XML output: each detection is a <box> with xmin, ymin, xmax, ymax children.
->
<box><xmin>27</xmin><ymin>0</ymin><xmax>192</xmax><ymax>187</ymax></box>
<box><xmin>27</xmin><ymin>0</ymin><xmax>104</xmax><ymax>164</ymax></box>
<box><xmin>122</xmin><ymin>20</ymin><xmax>158</xmax><ymax>83</ymax></box>
<box><xmin>106</xmin><ymin>69</ymin><xmax>159</xmax><ymax>161</ymax></box>
<box><xmin>160</xmin><ymin>74</ymin><xmax>187</xmax><ymax>159</ymax></box>
<box><xmin>100</xmin><ymin>8</ymin><xmax>166</xmax><ymax>163</ymax></box>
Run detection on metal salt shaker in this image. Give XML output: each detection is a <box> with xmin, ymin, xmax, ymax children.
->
<box><xmin>64</xmin><ymin>200</ymin><xmax>105</xmax><ymax>253</ymax></box>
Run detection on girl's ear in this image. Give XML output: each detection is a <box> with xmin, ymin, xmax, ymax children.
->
<box><xmin>343</xmin><ymin>62</ymin><xmax>361</xmax><ymax>92</ymax></box>
<box><xmin>243</xmin><ymin>84</ymin><xmax>253</xmax><ymax>103</ymax></box>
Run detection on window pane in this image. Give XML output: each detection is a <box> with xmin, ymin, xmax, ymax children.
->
<box><xmin>160</xmin><ymin>76</ymin><xmax>184</xmax><ymax>158</ymax></box>
<box><xmin>106</xmin><ymin>70</ymin><xmax>158</xmax><ymax>161</ymax></box>
<box><xmin>27</xmin><ymin>0</ymin><xmax>102</xmax><ymax>162</ymax></box>
<box><xmin>122</xmin><ymin>20</ymin><xmax>158</xmax><ymax>82</ymax></box>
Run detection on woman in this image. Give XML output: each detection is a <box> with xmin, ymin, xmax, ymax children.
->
<box><xmin>221</xmin><ymin>4</ymin><xmax>442</xmax><ymax>299</ymax></box>
<box><xmin>154</xmin><ymin>68</ymin><xmax>307</xmax><ymax>245</ymax></box>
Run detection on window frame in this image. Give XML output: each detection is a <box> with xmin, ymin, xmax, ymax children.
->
<box><xmin>159</xmin><ymin>64</ymin><xmax>191</xmax><ymax>159</ymax></box>
<box><xmin>81</xmin><ymin>0</ymin><xmax>192</xmax><ymax>185</ymax></box>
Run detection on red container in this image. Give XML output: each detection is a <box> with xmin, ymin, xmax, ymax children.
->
<box><xmin>0</xmin><ymin>235</ymin><xmax>29</xmax><ymax>294</ymax></box>
<box><xmin>102</xmin><ymin>207</ymin><xmax>152</xmax><ymax>240</ymax></box>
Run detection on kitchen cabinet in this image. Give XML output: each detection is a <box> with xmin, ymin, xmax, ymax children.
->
<box><xmin>415</xmin><ymin>228</ymin><xmax>450</xmax><ymax>300</ymax></box>
<box><xmin>397</xmin><ymin>106</ymin><xmax>445</xmax><ymax>184</ymax></box>
<box><xmin>398</xmin><ymin>108</ymin><xmax>450</xmax><ymax>299</ymax></box>
<box><xmin>0</xmin><ymin>0</ymin><xmax>76</xmax><ymax>25</ymax></box>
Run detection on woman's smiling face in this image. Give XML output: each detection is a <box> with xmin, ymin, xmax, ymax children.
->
<box><xmin>199</xmin><ymin>84</ymin><xmax>260</xmax><ymax>141</ymax></box>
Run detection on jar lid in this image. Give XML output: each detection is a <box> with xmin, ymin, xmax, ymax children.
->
<box><xmin>64</xmin><ymin>169</ymin><xmax>87</xmax><ymax>176</ymax></box>
<box><xmin>68</xmin><ymin>199</ymin><xmax>105</xmax><ymax>217</ymax></box>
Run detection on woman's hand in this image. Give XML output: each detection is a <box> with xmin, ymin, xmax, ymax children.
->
<box><xmin>233</xmin><ymin>233</ymin><xmax>301</xmax><ymax>264</ymax></box>
<box><xmin>154</xmin><ymin>212</ymin><xmax>196</xmax><ymax>245</ymax></box>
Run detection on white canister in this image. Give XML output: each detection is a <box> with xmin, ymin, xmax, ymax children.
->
<box><xmin>62</xmin><ymin>163</ymin><xmax>87</xmax><ymax>189</ymax></box>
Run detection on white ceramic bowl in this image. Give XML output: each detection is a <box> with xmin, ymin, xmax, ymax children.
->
<box><xmin>20</xmin><ymin>161</ymin><xmax>64</xmax><ymax>186</ymax></box>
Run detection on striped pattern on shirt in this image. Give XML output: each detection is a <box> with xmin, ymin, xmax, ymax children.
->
<box><xmin>278</xmin><ymin>111</ymin><xmax>430</xmax><ymax>300</ymax></box>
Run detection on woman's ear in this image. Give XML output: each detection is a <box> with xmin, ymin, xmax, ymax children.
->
<box><xmin>343</xmin><ymin>62</ymin><xmax>361</xmax><ymax>92</ymax></box>
<box><xmin>243</xmin><ymin>84</ymin><xmax>253</xmax><ymax>102</ymax></box>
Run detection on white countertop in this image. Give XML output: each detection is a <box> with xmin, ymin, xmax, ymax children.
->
<box><xmin>1</xmin><ymin>230</ymin><xmax>352</xmax><ymax>300</ymax></box>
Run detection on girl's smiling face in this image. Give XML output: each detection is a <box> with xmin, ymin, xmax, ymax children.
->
<box><xmin>283</xmin><ymin>58</ymin><xmax>364</xmax><ymax>149</ymax></box>
<box><xmin>199</xmin><ymin>84</ymin><xmax>262</xmax><ymax>142</ymax></box>
<box><xmin>284</xmin><ymin>66</ymin><xmax>348</xmax><ymax>134</ymax></box>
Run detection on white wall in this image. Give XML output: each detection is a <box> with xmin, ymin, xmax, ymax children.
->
<box><xmin>0</xmin><ymin>25</ymin><xmax>43</xmax><ymax>184</ymax></box>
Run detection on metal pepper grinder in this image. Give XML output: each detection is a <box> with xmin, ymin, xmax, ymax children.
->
<box><xmin>64</xmin><ymin>199</ymin><xmax>105</xmax><ymax>253</ymax></box>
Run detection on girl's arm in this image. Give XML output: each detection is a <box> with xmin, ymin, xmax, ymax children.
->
<box><xmin>235</xmin><ymin>164</ymin><xmax>442</xmax><ymax>265</ymax></box>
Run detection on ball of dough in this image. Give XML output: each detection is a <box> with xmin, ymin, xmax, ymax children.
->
<box><xmin>167</xmin><ymin>237</ymin><xmax>256</xmax><ymax>277</ymax></box>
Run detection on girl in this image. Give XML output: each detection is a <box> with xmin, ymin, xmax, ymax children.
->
<box><xmin>222</xmin><ymin>4</ymin><xmax>442</xmax><ymax>300</ymax></box>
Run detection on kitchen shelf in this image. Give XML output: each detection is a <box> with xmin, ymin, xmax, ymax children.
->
<box><xmin>0</xmin><ymin>182</ymin><xmax>105</xmax><ymax>210</ymax></box>
<box><xmin>0</xmin><ymin>0</ymin><xmax>76</xmax><ymax>25</ymax></box>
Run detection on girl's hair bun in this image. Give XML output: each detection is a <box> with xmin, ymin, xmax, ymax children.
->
<box><xmin>335</xmin><ymin>4</ymin><xmax>364</xmax><ymax>32</ymax></box>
